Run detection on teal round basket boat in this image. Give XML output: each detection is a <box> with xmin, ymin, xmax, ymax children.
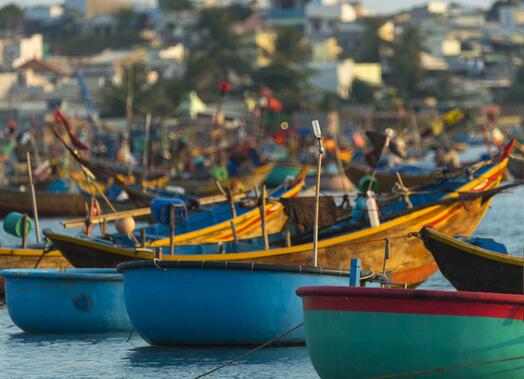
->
<box><xmin>117</xmin><ymin>261</ymin><xmax>348</xmax><ymax>346</ymax></box>
<box><xmin>297</xmin><ymin>286</ymin><xmax>524</xmax><ymax>378</ymax></box>
<box><xmin>0</xmin><ymin>269</ymin><xmax>132</xmax><ymax>334</ymax></box>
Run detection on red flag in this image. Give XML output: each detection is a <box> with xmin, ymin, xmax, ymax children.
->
<box><xmin>218</xmin><ymin>81</ymin><xmax>231</xmax><ymax>96</ymax></box>
<box><xmin>54</xmin><ymin>108</ymin><xmax>89</xmax><ymax>151</ymax></box>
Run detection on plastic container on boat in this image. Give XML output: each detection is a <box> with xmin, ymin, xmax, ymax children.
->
<box><xmin>3</xmin><ymin>212</ymin><xmax>33</xmax><ymax>237</ymax></box>
<box><xmin>0</xmin><ymin>268</ymin><xmax>132</xmax><ymax>333</ymax></box>
<box><xmin>117</xmin><ymin>260</ymin><xmax>348</xmax><ymax>346</ymax></box>
<box><xmin>150</xmin><ymin>198</ymin><xmax>187</xmax><ymax>224</ymax></box>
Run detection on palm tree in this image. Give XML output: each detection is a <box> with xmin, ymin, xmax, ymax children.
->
<box><xmin>253</xmin><ymin>27</ymin><xmax>313</xmax><ymax>111</ymax></box>
<box><xmin>185</xmin><ymin>6</ymin><xmax>254</xmax><ymax>98</ymax></box>
<box><xmin>390</xmin><ymin>26</ymin><xmax>425</xmax><ymax>100</ymax></box>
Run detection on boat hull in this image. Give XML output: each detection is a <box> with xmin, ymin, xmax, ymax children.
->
<box><xmin>345</xmin><ymin>162</ymin><xmax>433</xmax><ymax>193</ymax></box>
<box><xmin>0</xmin><ymin>248</ymin><xmax>69</xmax><ymax>296</ymax></box>
<box><xmin>265</xmin><ymin>163</ymin><xmax>313</xmax><ymax>187</ymax></box>
<box><xmin>420</xmin><ymin>227</ymin><xmax>524</xmax><ymax>294</ymax></box>
<box><xmin>508</xmin><ymin>154</ymin><xmax>524</xmax><ymax>179</ymax></box>
<box><xmin>0</xmin><ymin>187</ymin><xmax>87</xmax><ymax>217</ymax></box>
<box><xmin>170</xmin><ymin>163</ymin><xmax>274</xmax><ymax>196</ymax></box>
<box><xmin>298</xmin><ymin>286</ymin><xmax>524</xmax><ymax>379</ymax></box>
<box><xmin>1</xmin><ymin>268</ymin><xmax>132</xmax><ymax>333</ymax></box>
<box><xmin>117</xmin><ymin>261</ymin><xmax>348</xmax><ymax>346</ymax></box>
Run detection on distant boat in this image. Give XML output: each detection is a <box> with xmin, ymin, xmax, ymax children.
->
<box><xmin>508</xmin><ymin>152</ymin><xmax>524</xmax><ymax>179</ymax></box>
<box><xmin>117</xmin><ymin>260</ymin><xmax>348</xmax><ymax>345</ymax></box>
<box><xmin>420</xmin><ymin>226</ymin><xmax>523</xmax><ymax>294</ymax></box>
<box><xmin>265</xmin><ymin>162</ymin><xmax>313</xmax><ymax>188</ymax></box>
<box><xmin>297</xmin><ymin>286</ymin><xmax>524</xmax><ymax>378</ymax></box>
<box><xmin>0</xmin><ymin>187</ymin><xmax>87</xmax><ymax>217</ymax></box>
<box><xmin>346</xmin><ymin>160</ymin><xmax>440</xmax><ymax>193</ymax></box>
<box><xmin>168</xmin><ymin>163</ymin><xmax>275</xmax><ymax>196</ymax></box>
<box><xmin>0</xmin><ymin>184</ymin><xmax>136</xmax><ymax>217</ymax></box>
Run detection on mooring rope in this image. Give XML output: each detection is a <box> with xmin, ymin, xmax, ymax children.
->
<box><xmin>372</xmin><ymin>355</ymin><xmax>524</xmax><ymax>378</ymax></box>
<box><xmin>193</xmin><ymin>323</ymin><xmax>304</xmax><ymax>379</ymax></box>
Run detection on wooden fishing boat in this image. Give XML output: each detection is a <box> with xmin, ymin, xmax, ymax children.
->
<box><xmin>265</xmin><ymin>162</ymin><xmax>313</xmax><ymax>188</ymax></box>
<box><xmin>420</xmin><ymin>227</ymin><xmax>523</xmax><ymax>294</ymax></box>
<box><xmin>297</xmin><ymin>286</ymin><xmax>524</xmax><ymax>378</ymax></box>
<box><xmin>168</xmin><ymin>162</ymin><xmax>275</xmax><ymax>196</ymax></box>
<box><xmin>306</xmin><ymin>174</ymin><xmax>352</xmax><ymax>192</ymax></box>
<box><xmin>44</xmin><ymin>174</ymin><xmax>305</xmax><ymax>266</ymax></box>
<box><xmin>508</xmin><ymin>153</ymin><xmax>524</xmax><ymax>179</ymax></box>
<box><xmin>0</xmin><ymin>184</ymin><xmax>138</xmax><ymax>217</ymax></box>
<box><xmin>345</xmin><ymin>161</ymin><xmax>436</xmax><ymax>192</ymax></box>
<box><xmin>1</xmin><ymin>268</ymin><xmax>131</xmax><ymax>333</ymax></box>
<box><xmin>117</xmin><ymin>260</ymin><xmax>348</xmax><ymax>346</ymax></box>
<box><xmin>45</xmin><ymin>156</ymin><xmax>510</xmax><ymax>286</ymax></box>
<box><xmin>0</xmin><ymin>187</ymin><xmax>87</xmax><ymax>217</ymax></box>
<box><xmin>0</xmin><ymin>246</ymin><xmax>68</xmax><ymax>295</ymax></box>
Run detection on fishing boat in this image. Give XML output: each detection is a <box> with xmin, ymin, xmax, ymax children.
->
<box><xmin>508</xmin><ymin>153</ymin><xmax>524</xmax><ymax>179</ymax></box>
<box><xmin>46</xmin><ymin>154</ymin><xmax>510</xmax><ymax>286</ymax></box>
<box><xmin>168</xmin><ymin>162</ymin><xmax>275</xmax><ymax>196</ymax></box>
<box><xmin>420</xmin><ymin>227</ymin><xmax>523</xmax><ymax>294</ymax></box>
<box><xmin>345</xmin><ymin>160</ymin><xmax>436</xmax><ymax>192</ymax></box>
<box><xmin>265</xmin><ymin>162</ymin><xmax>313</xmax><ymax>188</ymax></box>
<box><xmin>44</xmin><ymin>173</ymin><xmax>305</xmax><ymax>267</ymax></box>
<box><xmin>0</xmin><ymin>268</ymin><xmax>131</xmax><ymax>333</ymax></box>
<box><xmin>297</xmin><ymin>286</ymin><xmax>524</xmax><ymax>378</ymax></box>
<box><xmin>117</xmin><ymin>260</ymin><xmax>349</xmax><ymax>346</ymax></box>
<box><xmin>0</xmin><ymin>187</ymin><xmax>87</xmax><ymax>217</ymax></box>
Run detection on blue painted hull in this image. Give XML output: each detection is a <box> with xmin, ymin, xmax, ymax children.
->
<box><xmin>117</xmin><ymin>261</ymin><xmax>348</xmax><ymax>346</ymax></box>
<box><xmin>0</xmin><ymin>269</ymin><xmax>132</xmax><ymax>333</ymax></box>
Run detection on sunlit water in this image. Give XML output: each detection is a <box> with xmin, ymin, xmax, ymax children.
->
<box><xmin>0</xmin><ymin>186</ymin><xmax>522</xmax><ymax>378</ymax></box>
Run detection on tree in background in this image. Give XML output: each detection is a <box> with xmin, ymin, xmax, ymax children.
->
<box><xmin>0</xmin><ymin>4</ymin><xmax>24</xmax><ymax>34</ymax></box>
<box><xmin>390</xmin><ymin>25</ymin><xmax>425</xmax><ymax>101</ymax></box>
<box><xmin>486</xmin><ymin>0</ymin><xmax>519</xmax><ymax>21</ymax></box>
<box><xmin>158</xmin><ymin>0</ymin><xmax>194</xmax><ymax>11</ymax></box>
<box><xmin>253</xmin><ymin>27</ymin><xmax>313</xmax><ymax>111</ymax></box>
<box><xmin>504</xmin><ymin>65</ymin><xmax>524</xmax><ymax>103</ymax></box>
<box><xmin>350</xmin><ymin>79</ymin><xmax>376</xmax><ymax>104</ymax></box>
<box><xmin>185</xmin><ymin>6</ymin><xmax>253</xmax><ymax>98</ymax></box>
<box><xmin>47</xmin><ymin>9</ymin><xmax>147</xmax><ymax>56</ymax></box>
<box><xmin>356</xmin><ymin>17</ymin><xmax>387</xmax><ymax>63</ymax></box>
<box><xmin>100</xmin><ymin>63</ymin><xmax>151</xmax><ymax>117</ymax></box>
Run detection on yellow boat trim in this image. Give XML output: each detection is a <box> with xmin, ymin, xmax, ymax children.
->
<box><xmin>0</xmin><ymin>247</ymin><xmax>62</xmax><ymax>257</ymax></box>
<box><xmin>425</xmin><ymin>228</ymin><xmax>523</xmax><ymax>266</ymax></box>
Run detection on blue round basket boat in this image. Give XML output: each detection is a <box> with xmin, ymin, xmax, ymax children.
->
<box><xmin>0</xmin><ymin>268</ymin><xmax>132</xmax><ymax>334</ymax></box>
<box><xmin>117</xmin><ymin>260</ymin><xmax>349</xmax><ymax>346</ymax></box>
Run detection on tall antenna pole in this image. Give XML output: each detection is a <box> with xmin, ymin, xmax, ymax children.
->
<box><xmin>312</xmin><ymin>120</ymin><xmax>324</xmax><ymax>267</ymax></box>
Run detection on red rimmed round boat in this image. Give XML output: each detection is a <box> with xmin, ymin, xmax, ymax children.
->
<box><xmin>297</xmin><ymin>286</ymin><xmax>524</xmax><ymax>378</ymax></box>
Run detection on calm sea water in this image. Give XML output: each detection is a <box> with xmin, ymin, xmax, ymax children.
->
<box><xmin>0</xmin><ymin>186</ymin><xmax>522</xmax><ymax>378</ymax></box>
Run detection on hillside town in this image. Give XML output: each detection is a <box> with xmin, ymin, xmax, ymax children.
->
<box><xmin>0</xmin><ymin>0</ymin><xmax>523</xmax><ymax>131</ymax></box>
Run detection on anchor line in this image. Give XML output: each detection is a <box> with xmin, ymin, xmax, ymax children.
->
<box><xmin>193</xmin><ymin>322</ymin><xmax>304</xmax><ymax>379</ymax></box>
<box><xmin>372</xmin><ymin>355</ymin><xmax>524</xmax><ymax>378</ymax></box>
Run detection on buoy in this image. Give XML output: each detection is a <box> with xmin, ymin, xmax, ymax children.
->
<box><xmin>115</xmin><ymin>217</ymin><xmax>136</xmax><ymax>235</ymax></box>
<box><xmin>3</xmin><ymin>212</ymin><xmax>33</xmax><ymax>238</ymax></box>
